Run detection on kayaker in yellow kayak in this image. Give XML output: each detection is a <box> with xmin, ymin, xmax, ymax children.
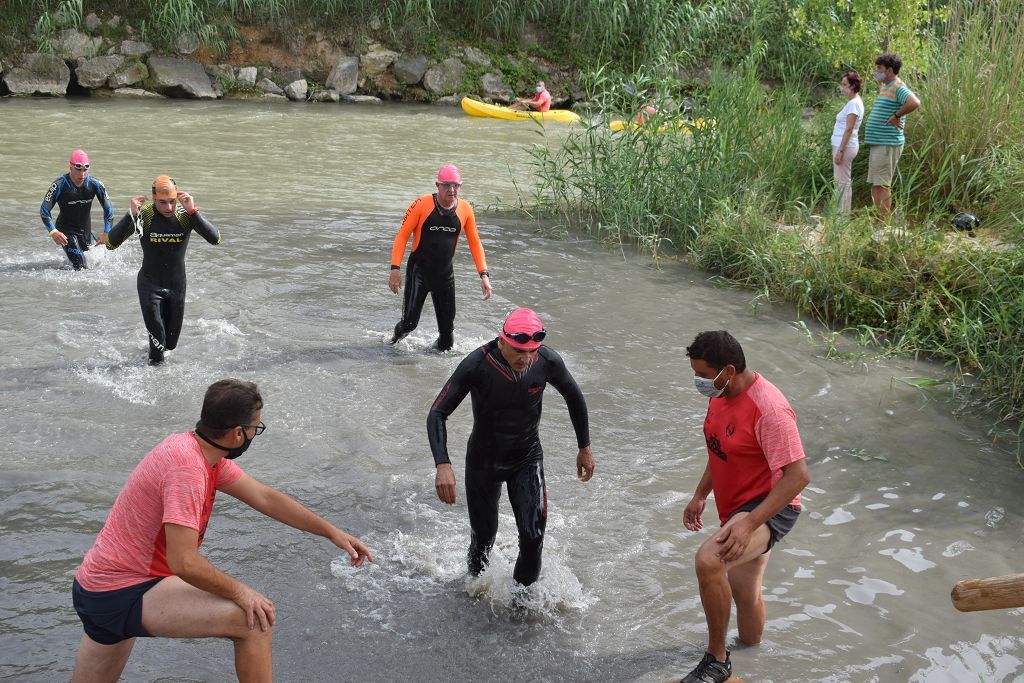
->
<box><xmin>510</xmin><ymin>81</ymin><xmax>551</xmax><ymax>112</ymax></box>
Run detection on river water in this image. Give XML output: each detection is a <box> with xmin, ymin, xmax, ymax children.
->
<box><xmin>0</xmin><ymin>98</ymin><xmax>1021</xmax><ymax>682</ymax></box>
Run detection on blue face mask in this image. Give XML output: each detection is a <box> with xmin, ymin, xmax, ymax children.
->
<box><xmin>535</xmin><ymin>86</ymin><xmax>543</xmax><ymax>93</ymax></box>
<box><xmin>694</xmin><ymin>367</ymin><xmax>728</xmax><ymax>398</ymax></box>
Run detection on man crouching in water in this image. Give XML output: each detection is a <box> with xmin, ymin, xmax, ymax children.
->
<box><xmin>70</xmin><ymin>379</ymin><xmax>372</xmax><ymax>682</ymax></box>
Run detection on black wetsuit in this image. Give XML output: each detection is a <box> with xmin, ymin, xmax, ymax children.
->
<box><xmin>106</xmin><ymin>203</ymin><xmax>220</xmax><ymax>363</ymax></box>
<box><xmin>427</xmin><ymin>339</ymin><xmax>590</xmax><ymax>585</ymax></box>
<box><xmin>40</xmin><ymin>173</ymin><xmax>115</xmax><ymax>270</ymax></box>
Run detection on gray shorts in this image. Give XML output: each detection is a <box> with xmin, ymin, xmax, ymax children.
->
<box><xmin>730</xmin><ymin>497</ymin><xmax>800</xmax><ymax>553</ymax></box>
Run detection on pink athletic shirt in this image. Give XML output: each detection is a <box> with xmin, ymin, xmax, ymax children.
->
<box><xmin>530</xmin><ymin>89</ymin><xmax>552</xmax><ymax>112</ymax></box>
<box><xmin>702</xmin><ymin>373</ymin><xmax>805</xmax><ymax>523</ymax></box>
<box><xmin>76</xmin><ymin>432</ymin><xmax>244</xmax><ymax>591</ymax></box>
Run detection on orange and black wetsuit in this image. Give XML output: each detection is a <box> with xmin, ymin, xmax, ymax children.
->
<box><xmin>427</xmin><ymin>339</ymin><xmax>590</xmax><ymax>585</ymax></box>
<box><xmin>106</xmin><ymin>202</ymin><xmax>220</xmax><ymax>364</ymax></box>
<box><xmin>390</xmin><ymin>193</ymin><xmax>488</xmax><ymax>351</ymax></box>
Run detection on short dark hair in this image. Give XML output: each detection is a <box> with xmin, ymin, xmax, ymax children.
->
<box><xmin>843</xmin><ymin>71</ymin><xmax>862</xmax><ymax>93</ymax></box>
<box><xmin>685</xmin><ymin>331</ymin><xmax>746</xmax><ymax>372</ymax></box>
<box><xmin>875</xmin><ymin>53</ymin><xmax>902</xmax><ymax>74</ymax></box>
<box><xmin>196</xmin><ymin>379</ymin><xmax>262</xmax><ymax>436</ymax></box>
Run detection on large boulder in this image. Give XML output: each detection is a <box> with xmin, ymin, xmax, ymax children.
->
<box><xmin>394</xmin><ymin>54</ymin><xmax>428</xmax><ymax>85</ymax></box>
<box><xmin>423</xmin><ymin>57</ymin><xmax>465</xmax><ymax>95</ymax></box>
<box><xmin>311</xmin><ymin>89</ymin><xmax>340</xmax><ymax>103</ymax></box>
<box><xmin>204</xmin><ymin>63</ymin><xmax>235</xmax><ymax>82</ymax></box>
<box><xmin>257</xmin><ymin>78</ymin><xmax>284</xmax><ymax>96</ymax></box>
<box><xmin>480</xmin><ymin>72</ymin><xmax>512</xmax><ymax>101</ymax></box>
<box><xmin>284</xmin><ymin>79</ymin><xmax>308</xmax><ymax>101</ymax></box>
<box><xmin>147</xmin><ymin>56</ymin><xmax>217</xmax><ymax>99</ymax></box>
<box><xmin>325</xmin><ymin>56</ymin><xmax>358</xmax><ymax>95</ymax></box>
<box><xmin>3</xmin><ymin>53</ymin><xmax>71</xmax><ymax>96</ymax></box>
<box><xmin>108</xmin><ymin>60</ymin><xmax>148</xmax><ymax>88</ymax></box>
<box><xmin>236</xmin><ymin>66</ymin><xmax>257</xmax><ymax>85</ymax></box>
<box><xmin>75</xmin><ymin>55</ymin><xmax>124</xmax><ymax>89</ymax></box>
<box><xmin>55</xmin><ymin>28</ymin><xmax>102</xmax><ymax>61</ymax></box>
<box><xmin>119</xmin><ymin>40</ymin><xmax>153</xmax><ymax>58</ymax></box>
<box><xmin>463</xmin><ymin>46</ymin><xmax>491</xmax><ymax>67</ymax></box>
<box><xmin>360</xmin><ymin>48</ymin><xmax>398</xmax><ymax>80</ymax></box>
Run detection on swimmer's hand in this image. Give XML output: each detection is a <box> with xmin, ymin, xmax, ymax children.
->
<box><xmin>576</xmin><ymin>445</ymin><xmax>594</xmax><ymax>481</ymax></box>
<box><xmin>95</xmin><ymin>232</ymin><xmax>108</xmax><ymax>246</ymax></box>
<box><xmin>480</xmin><ymin>274</ymin><xmax>492</xmax><ymax>300</ymax></box>
<box><xmin>177</xmin><ymin>191</ymin><xmax>195</xmax><ymax>214</ymax></box>
<box><xmin>50</xmin><ymin>230</ymin><xmax>68</xmax><ymax>246</ymax></box>
<box><xmin>129</xmin><ymin>194</ymin><xmax>147</xmax><ymax>217</ymax></box>
<box><xmin>435</xmin><ymin>463</ymin><xmax>456</xmax><ymax>505</ymax></box>
<box><xmin>388</xmin><ymin>269</ymin><xmax>402</xmax><ymax>294</ymax></box>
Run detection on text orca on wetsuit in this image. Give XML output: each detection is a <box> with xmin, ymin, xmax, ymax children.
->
<box><xmin>427</xmin><ymin>308</ymin><xmax>594</xmax><ymax>586</ymax></box>
<box><xmin>105</xmin><ymin>176</ymin><xmax>219</xmax><ymax>364</ymax></box>
<box><xmin>40</xmin><ymin>149</ymin><xmax>114</xmax><ymax>270</ymax></box>
<box><xmin>389</xmin><ymin>164</ymin><xmax>491</xmax><ymax>351</ymax></box>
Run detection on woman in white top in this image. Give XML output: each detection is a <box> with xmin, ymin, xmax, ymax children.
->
<box><xmin>831</xmin><ymin>71</ymin><xmax>864</xmax><ymax>213</ymax></box>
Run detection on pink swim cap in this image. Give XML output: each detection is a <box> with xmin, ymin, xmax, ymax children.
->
<box><xmin>69</xmin><ymin>149</ymin><xmax>90</xmax><ymax>166</ymax></box>
<box><xmin>437</xmin><ymin>164</ymin><xmax>462</xmax><ymax>184</ymax></box>
<box><xmin>501</xmin><ymin>308</ymin><xmax>546</xmax><ymax>350</ymax></box>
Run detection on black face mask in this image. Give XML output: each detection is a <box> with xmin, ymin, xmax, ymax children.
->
<box><xmin>194</xmin><ymin>428</ymin><xmax>253</xmax><ymax>460</ymax></box>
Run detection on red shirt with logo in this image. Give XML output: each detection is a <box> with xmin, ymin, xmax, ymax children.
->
<box><xmin>702</xmin><ymin>373</ymin><xmax>805</xmax><ymax>523</ymax></box>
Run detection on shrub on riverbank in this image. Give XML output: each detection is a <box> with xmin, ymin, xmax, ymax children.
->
<box><xmin>526</xmin><ymin>0</ymin><xmax>1024</xmax><ymax>443</ymax></box>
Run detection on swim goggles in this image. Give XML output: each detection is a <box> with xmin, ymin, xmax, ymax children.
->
<box><xmin>72</xmin><ymin>163</ymin><xmax>90</xmax><ymax>170</ymax></box>
<box><xmin>503</xmin><ymin>328</ymin><xmax>546</xmax><ymax>344</ymax></box>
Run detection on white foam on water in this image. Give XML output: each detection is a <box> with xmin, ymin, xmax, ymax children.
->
<box><xmin>829</xmin><ymin>576</ymin><xmax>904</xmax><ymax>606</ymax></box>
<box><xmin>823</xmin><ymin>507</ymin><xmax>855</xmax><ymax>525</ymax></box>
<box><xmin>942</xmin><ymin>540</ymin><xmax>974</xmax><ymax>558</ymax></box>
<box><xmin>879</xmin><ymin>547</ymin><xmax>936</xmax><ymax>573</ymax></box>
<box><xmin>909</xmin><ymin>635</ymin><xmax>1024</xmax><ymax>682</ymax></box>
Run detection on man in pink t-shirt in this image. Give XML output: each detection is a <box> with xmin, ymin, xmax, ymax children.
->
<box><xmin>511</xmin><ymin>80</ymin><xmax>552</xmax><ymax>112</ymax></box>
<box><xmin>674</xmin><ymin>331</ymin><xmax>811</xmax><ymax>683</ymax></box>
<box><xmin>70</xmin><ymin>379</ymin><xmax>373</xmax><ymax>683</ymax></box>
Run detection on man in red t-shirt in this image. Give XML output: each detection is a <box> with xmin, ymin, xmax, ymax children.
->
<box><xmin>674</xmin><ymin>331</ymin><xmax>810</xmax><ymax>683</ymax></box>
<box><xmin>510</xmin><ymin>80</ymin><xmax>552</xmax><ymax>112</ymax></box>
<box><xmin>70</xmin><ymin>379</ymin><xmax>373</xmax><ymax>682</ymax></box>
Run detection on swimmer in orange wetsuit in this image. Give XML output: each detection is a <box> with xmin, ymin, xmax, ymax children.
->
<box><xmin>387</xmin><ymin>164</ymin><xmax>492</xmax><ymax>351</ymax></box>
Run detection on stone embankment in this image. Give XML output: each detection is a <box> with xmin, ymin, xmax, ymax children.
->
<box><xmin>0</xmin><ymin>13</ymin><xmax>582</xmax><ymax>106</ymax></box>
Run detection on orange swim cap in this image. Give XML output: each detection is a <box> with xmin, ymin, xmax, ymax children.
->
<box><xmin>152</xmin><ymin>175</ymin><xmax>177</xmax><ymax>199</ymax></box>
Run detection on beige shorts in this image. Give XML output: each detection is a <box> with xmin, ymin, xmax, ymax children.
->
<box><xmin>867</xmin><ymin>144</ymin><xmax>904</xmax><ymax>187</ymax></box>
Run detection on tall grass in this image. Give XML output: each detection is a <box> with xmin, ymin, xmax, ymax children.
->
<box><xmin>527</xmin><ymin>0</ymin><xmax>1024</xmax><ymax>441</ymax></box>
<box><xmin>902</xmin><ymin>0</ymin><xmax>1024</xmax><ymax>231</ymax></box>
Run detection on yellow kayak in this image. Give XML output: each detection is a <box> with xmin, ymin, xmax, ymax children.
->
<box><xmin>461</xmin><ymin>97</ymin><xmax>580</xmax><ymax>123</ymax></box>
<box><xmin>609</xmin><ymin>118</ymin><xmax>713</xmax><ymax>134</ymax></box>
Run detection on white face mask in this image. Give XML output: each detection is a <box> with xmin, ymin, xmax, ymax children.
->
<box><xmin>694</xmin><ymin>367</ymin><xmax>728</xmax><ymax>398</ymax></box>
<box><xmin>873</xmin><ymin>70</ymin><xmax>886</xmax><ymax>82</ymax></box>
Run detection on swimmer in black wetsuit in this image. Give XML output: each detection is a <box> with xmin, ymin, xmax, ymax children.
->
<box><xmin>388</xmin><ymin>164</ymin><xmax>492</xmax><ymax>351</ymax></box>
<box><xmin>40</xmin><ymin>149</ymin><xmax>115</xmax><ymax>270</ymax></box>
<box><xmin>427</xmin><ymin>308</ymin><xmax>595</xmax><ymax>586</ymax></box>
<box><xmin>105</xmin><ymin>175</ymin><xmax>220</xmax><ymax>364</ymax></box>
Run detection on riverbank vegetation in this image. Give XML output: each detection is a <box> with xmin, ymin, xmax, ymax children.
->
<box><xmin>527</xmin><ymin>0</ymin><xmax>1024</xmax><ymax>453</ymax></box>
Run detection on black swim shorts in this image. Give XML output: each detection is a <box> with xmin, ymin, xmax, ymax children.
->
<box><xmin>731</xmin><ymin>497</ymin><xmax>801</xmax><ymax>553</ymax></box>
<box><xmin>72</xmin><ymin>577</ymin><xmax>163</xmax><ymax>645</ymax></box>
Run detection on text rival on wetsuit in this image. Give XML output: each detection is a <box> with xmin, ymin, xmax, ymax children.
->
<box><xmin>105</xmin><ymin>175</ymin><xmax>220</xmax><ymax>364</ymax></box>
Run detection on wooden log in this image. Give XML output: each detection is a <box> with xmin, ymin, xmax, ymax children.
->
<box><xmin>951</xmin><ymin>573</ymin><xmax>1024</xmax><ymax>612</ymax></box>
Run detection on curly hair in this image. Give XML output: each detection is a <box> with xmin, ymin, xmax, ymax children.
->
<box><xmin>875</xmin><ymin>53</ymin><xmax>903</xmax><ymax>74</ymax></box>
